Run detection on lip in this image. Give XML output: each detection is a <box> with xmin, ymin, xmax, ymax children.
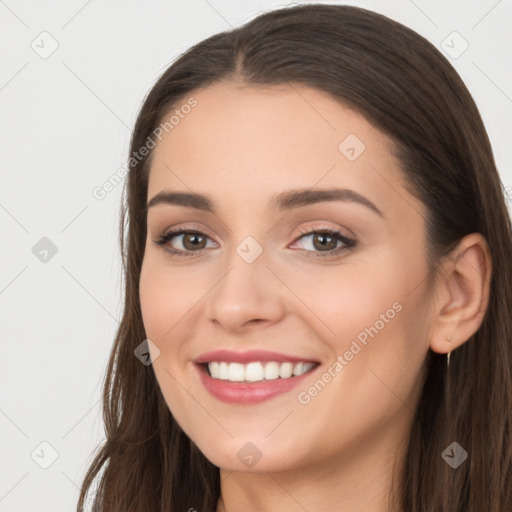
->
<box><xmin>194</xmin><ymin>358</ymin><xmax>321</xmax><ymax>404</ymax></box>
<box><xmin>194</xmin><ymin>349</ymin><xmax>320</xmax><ymax>365</ymax></box>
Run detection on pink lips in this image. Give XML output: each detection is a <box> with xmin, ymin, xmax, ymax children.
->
<box><xmin>194</xmin><ymin>349</ymin><xmax>319</xmax><ymax>365</ymax></box>
<box><xmin>194</xmin><ymin>349</ymin><xmax>320</xmax><ymax>404</ymax></box>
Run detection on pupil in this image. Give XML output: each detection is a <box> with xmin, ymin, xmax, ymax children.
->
<box><xmin>315</xmin><ymin>234</ymin><xmax>335</xmax><ymax>250</ymax></box>
<box><xmin>186</xmin><ymin>234</ymin><xmax>204</xmax><ymax>249</ymax></box>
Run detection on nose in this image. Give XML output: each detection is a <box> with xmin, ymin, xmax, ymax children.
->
<box><xmin>205</xmin><ymin>251</ymin><xmax>287</xmax><ymax>334</ymax></box>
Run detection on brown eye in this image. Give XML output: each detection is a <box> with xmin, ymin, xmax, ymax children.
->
<box><xmin>311</xmin><ymin>232</ymin><xmax>338</xmax><ymax>251</ymax></box>
<box><xmin>290</xmin><ymin>227</ymin><xmax>356</xmax><ymax>258</ymax></box>
<box><xmin>181</xmin><ymin>232</ymin><xmax>207</xmax><ymax>250</ymax></box>
<box><xmin>153</xmin><ymin>229</ymin><xmax>216</xmax><ymax>257</ymax></box>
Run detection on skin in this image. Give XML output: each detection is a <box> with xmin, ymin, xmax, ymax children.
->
<box><xmin>139</xmin><ymin>81</ymin><xmax>491</xmax><ymax>512</ymax></box>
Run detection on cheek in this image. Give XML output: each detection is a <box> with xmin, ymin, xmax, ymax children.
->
<box><xmin>285</xmin><ymin>257</ymin><xmax>406</xmax><ymax>348</ymax></box>
<box><xmin>139</xmin><ymin>259</ymin><xmax>197</xmax><ymax>420</ymax></box>
<box><xmin>316</xmin><ymin>249</ymin><xmax>428</xmax><ymax>349</ymax></box>
<box><xmin>291</xmin><ymin>254</ymin><xmax>426</xmax><ymax>402</ymax></box>
<box><xmin>318</xmin><ymin>264</ymin><xmax>430</xmax><ymax>414</ymax></box>
<box><xmin>139</xmin><ymin>261</ymin><xmax>168</xmax><ymax>338</ymax></box>
<box><xmin>139</xmin><ymin>257</ymin><xmax>200</xmax><ymax>340</ymax></box>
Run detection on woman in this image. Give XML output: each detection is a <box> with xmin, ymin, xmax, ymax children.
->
<box><xmin>76</xmin><ymin>4</ymin><xmax>512</xmax><ymax>511</ymax></box>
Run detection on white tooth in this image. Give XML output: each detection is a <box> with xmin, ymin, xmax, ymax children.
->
<box><xmin>209</xmin><ymin>362</ymin><xmax>220</xmax><ymax>378</ymax></box>
<box><xmin>218</xmin><ymin>362</ymin><xmax>229</xmax><ymax>380</ymax></box>
<box><xmin>303</xmin><ymin>362</ymin><xmax>315</xmax><ymax>373</ymax></box>
<box><xmin>264</xmin><ymin>361</ymin><xmax>280</xmax><ymax>380</ymax></box>
<box><xmin>292</xmin><ymin>362</ymin><xmax>304</xmax><ymax>376</ymax></box>
<box><xmin>208</xmin><ymin>361</ymin><xmax>317</xmax><ymax>381</ymax></box>
<box><xmin>279</xmin><ymin>362</ymin><xmax>293</xmax><ymax>379</ymax></box>
<box><xmin>228</xmin><ymin>362</ymin><xmax>245</xmax><ymax>381</ymax></box>
<box><xmin>245</xmin><ymin>362</ymin><xmax>264</xmax><ymax>382</ymax></box>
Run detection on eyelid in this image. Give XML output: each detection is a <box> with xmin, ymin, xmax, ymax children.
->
<box><xmin>291</xmin><ymin>223</ymin><xmax>353</xmax><ymax>242</ymax></box>
<box><xmin>155</xmin><ymin>222</ymin><xmax>219</xmax><ymax>242</ymax></box>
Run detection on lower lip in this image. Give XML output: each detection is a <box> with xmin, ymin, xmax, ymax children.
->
<box><xmin>195</xmin><ymin>363</ymin><xmax>319</xmax><ymax>404</ymax></box>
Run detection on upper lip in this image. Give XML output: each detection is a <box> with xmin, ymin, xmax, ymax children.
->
<box><xmin>194</xmin><ymin>349</ymin><xmax>320</xmax><ymax>365</ymax></box>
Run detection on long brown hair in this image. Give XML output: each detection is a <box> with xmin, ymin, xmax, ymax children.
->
<box><xmin>76</xmin><ymin>4</ymin><xmax>512</xmax><ymax>511</ymax></box>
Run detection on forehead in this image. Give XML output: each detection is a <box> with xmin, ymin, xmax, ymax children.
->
<box><xmin>153</xmin><ymin>81</ymin><xmax>382</xmax><ymax>158</ymax></box>
<box><xmin>147</xmin><ymin>81</ymin><xmax>423</xmax><ymax>225</ymax></box>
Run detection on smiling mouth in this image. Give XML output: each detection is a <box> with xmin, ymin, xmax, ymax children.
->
<box><xmin>198</xmin><ymin>361</ymin><xmax>321</xmax><ymax>383</ymax></box>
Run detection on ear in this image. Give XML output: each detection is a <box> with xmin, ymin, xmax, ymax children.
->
<box><xmin>429</xmin><ymin>233</ymin><xmax>492</xmax><ymax>355</ymax></box>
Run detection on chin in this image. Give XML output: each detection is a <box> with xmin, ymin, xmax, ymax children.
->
<box><xmin>193</xmin><ymin>437</ymin><xmax>306</xmax><ymax>474</ymax></box>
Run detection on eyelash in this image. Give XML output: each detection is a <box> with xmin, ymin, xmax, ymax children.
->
<box><xmin>153</xmin><ymin>226</ymin><xmax>356</xmax><ymax>259</ymax></box>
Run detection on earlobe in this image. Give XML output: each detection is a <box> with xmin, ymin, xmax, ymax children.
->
<box><xmin>429</xmin><ymin>233</ymin><xmax>492</xmax><ymax>355</ymax></box>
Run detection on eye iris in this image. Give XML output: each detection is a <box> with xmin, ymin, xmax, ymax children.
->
<box><xmin>313</xmin><ymin>233</ymin><xmax>337</xmax><ymax>251</ymax></box>
<box><xmin>183</xmin><ymin>233</ymin><xmax>206</xmax><ymax>250</ymax></box>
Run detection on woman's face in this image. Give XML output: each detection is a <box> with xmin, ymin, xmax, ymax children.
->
<box><xmin>139</xmin><ymin>81</ymin><xmax>434</xmax><ymax>473</ymax></box>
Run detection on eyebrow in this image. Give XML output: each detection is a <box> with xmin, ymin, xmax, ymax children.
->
<box><xmin>147</xmin><ymin>187</ymin><xmax>384</xmax><ymax>218</ymax></box>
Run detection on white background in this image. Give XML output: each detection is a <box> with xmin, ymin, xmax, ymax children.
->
<box><xmin>0</xmin><ymin>1</ymin><xmax>510</xmax><ymax>511</ymax></box>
